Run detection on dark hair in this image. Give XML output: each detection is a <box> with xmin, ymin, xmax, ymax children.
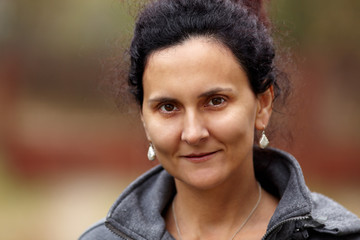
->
<box><xmin>127</xmin><ymin>0</ymin><xmax>285</xmax><ymax>107</ymax></box>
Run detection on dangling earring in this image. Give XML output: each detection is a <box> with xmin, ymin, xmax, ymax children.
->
<box><xmin>147</xmin><ymin>143</ymin><xmax>156</xmax><ymax>161</ymax></box>
<box><xmin>259</xmin><ymin>130</ymin><xmax>269</xmax><ymax>149</ymax></box>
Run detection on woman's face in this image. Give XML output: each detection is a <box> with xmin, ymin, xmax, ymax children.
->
<box><xmin>141</xmin><ymin>37</ymin><xmax>272</xmax><ymax>190</ymax></box>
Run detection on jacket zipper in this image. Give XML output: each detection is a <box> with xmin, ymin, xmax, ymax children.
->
<box><xmin>106</xmin><ymin>215</ymin><xmax>311</xmax><ymax>240</ymax></box>
<box><xmin>105</xmin><ymin>221</ymin><xmax>136</xmax><ymax>240</ymax></box>
<box><xmin>261</xmin><ymin>215</ymin><xmax>311</xmax><ymax>240</ymax></box>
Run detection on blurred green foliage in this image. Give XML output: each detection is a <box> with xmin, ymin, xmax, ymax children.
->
<box><xmin>270</xmin><ymin>0</ymin><xmax>360</xmax><ymax>54</ymax></box>
<box><xmin>1</xmin><ymin>0</ymin><xmax>359</xmax><ymax>106</ymax></box>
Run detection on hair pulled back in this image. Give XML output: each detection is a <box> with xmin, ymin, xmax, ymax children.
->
<box><xmin>128</xmin><ymin>0</ymin><xmax>281</xmax><ymax>106</ymax></box>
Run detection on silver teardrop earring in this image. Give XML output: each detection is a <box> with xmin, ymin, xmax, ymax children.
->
<box><xmin>259</xmin><ymin>129</ymin><xmax>269</xmax><ymax>149</ymax></box>
<box><xmin>147</xmin><ymin>143</ymin><xmax>156</xmax><ymax>161</ymax></box>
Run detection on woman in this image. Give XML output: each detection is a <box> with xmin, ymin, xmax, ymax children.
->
<box><xmin>80</xmin><ymin>0</ymin><xmax>360</xmax><ymax>239</ymax></box>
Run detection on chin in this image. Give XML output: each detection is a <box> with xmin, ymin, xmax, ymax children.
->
<box><xmin>178</xmin><ymin>168</ymin><xmax>228</xmax><ymax>190</ymax></box>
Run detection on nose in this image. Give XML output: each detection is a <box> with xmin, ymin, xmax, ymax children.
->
<box><xmin>181</xmin><ymin>110</ymin><xmax>209</xmax><ymax>145</ymax></box>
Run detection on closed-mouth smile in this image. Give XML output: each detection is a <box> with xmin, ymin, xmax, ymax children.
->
<box><xmin>181</xmin><ymin>151</ymin><xmax>220</xmax><ymax>162</ymax></box>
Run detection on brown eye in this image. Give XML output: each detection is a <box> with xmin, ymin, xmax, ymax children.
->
<box><xmin>209</xmin><ymin>97</ymin><xmax>225</xmax><ymax>106</ymax></box>
<box><xmin>160</xmin><ymin>103</ymin><xmax>177</xmax><ymax>112</ymax></box>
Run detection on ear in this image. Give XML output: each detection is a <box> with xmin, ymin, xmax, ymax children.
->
<box><xmin>255</xmin><ymin>86</ymin><xmax>274</xmax><ymax>130</ymax></box>
<box><xmin>140</xmin><ymin>113</ymin><xmax>151</xmax><ymax>141</ymax></box>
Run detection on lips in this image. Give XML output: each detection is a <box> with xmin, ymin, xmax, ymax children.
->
<box><xmin>181</xmin><ymin>150</ymin><xmax>219</xmax><ymax>163</ymax></box>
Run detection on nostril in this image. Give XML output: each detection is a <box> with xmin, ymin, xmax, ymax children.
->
<box><xmin>181</xmin><ymin>127</ymin><xmax>209</xmax><ymax>145</ymax></box>
<box><xmin>181</xmin><ymin>113</ymin><xmax>209</xmax><ymax>145</ymax></box>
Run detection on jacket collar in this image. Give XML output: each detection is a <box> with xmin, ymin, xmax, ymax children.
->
<box><xmin>105</xmin><ymin>147</ymin><xmax>359</xmax><ymax>239</ymax></box>
<box><xmin>255</xmin><ymin>147</ymin><xmax>360</xmax><ymax>237</ymax></box>
<box><xmin>106</xmin><ymin>165</ymin><xmax>175</xmax><ymax>239</ymax></box>
<box><xmin>253</xmin><ymin>147</ymin><xmax>312</xmax><ymax>230</ymax></box>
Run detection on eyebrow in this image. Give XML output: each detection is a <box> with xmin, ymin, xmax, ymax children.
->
<box><xmin>147</xmin><ymin>97</ymin><xmax>177</xmax><ymax>105</ymax></box>
<box><xmin>147</xmin><ymin>87</ymin><xmax>234</xmax><ymax>105</ymax></box>
<box><xmin>198</xmin><ymin>87</ymin><xmax>234</xmax><ymax>98</ymax></box>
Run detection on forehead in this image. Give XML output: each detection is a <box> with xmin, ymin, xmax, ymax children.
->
<box><xmin>146</xmin><ymin>37</ymin><xmax>238</xmax><ymax>71</ymax></box>
<box><xmin>143</xmin><ymin>37</ymin><xmax>249</xmax><ymax>98</ymax></box>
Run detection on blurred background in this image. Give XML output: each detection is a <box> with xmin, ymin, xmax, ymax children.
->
<box><xmin>0</xmin><ymin>0</ymin><xmax>359</xmax><ymax>239</ymax></box>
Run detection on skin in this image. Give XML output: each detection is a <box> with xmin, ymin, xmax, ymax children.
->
<box><xmin>141</xmin><ymin>37</ymin><xmax>277</xmax><ymax>240</ymax></box>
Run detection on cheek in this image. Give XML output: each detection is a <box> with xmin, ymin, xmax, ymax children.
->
<box><xmin>209</xmin><ymin>106</ymin><xmax>256</xmax><ymax>144</ymax></box>
<box><xmin>144</xmin><ymin>117</ymin><xmax>181</xmax><ymax>155</ymax></box>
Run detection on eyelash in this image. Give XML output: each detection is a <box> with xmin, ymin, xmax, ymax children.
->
<box><xmin>206</xmin><ymin>96</ymin><xmax>226</xmax><ymax>107</ymax></box>
<box><xmin>158</xmin><ymin>103</ymin><xmax>179</xmax><ymax>113</ymax></box>
<box><xmin>156</xmin><ymin>95</ymin><xmax>227</xmax><ymax>114</ymax></box>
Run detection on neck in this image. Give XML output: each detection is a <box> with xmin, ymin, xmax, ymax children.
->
<box><xmin>170</xmin><ymin>166</ymin><xmax>260</xmax><ymax>239</ymax></box>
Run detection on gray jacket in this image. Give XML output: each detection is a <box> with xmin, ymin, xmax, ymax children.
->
<box><xmin>79</xmin><ymin>148</ymin><xmax>360</xmax><ymax>240</ymax></box>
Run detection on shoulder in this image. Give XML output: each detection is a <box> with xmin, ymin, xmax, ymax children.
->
<box><xmin>79</xmin><ymin>165</ymin><xmax>174</xmax><ymax>240</ymax></box>
<box><xmin>310</xmin><ymin>192</ymin><xmax>360</xmax><ymax>238</ymax></box>
<box><xmin>78</xmin><ymin>218</ymin><xmax>120</xmax><ymax>240</ymax></box>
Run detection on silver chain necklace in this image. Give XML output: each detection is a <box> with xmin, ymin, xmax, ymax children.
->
<box><xmin>171</xmin><ymin>182</ymin><xmax>262</xmax><ymax>240</ymax></box>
